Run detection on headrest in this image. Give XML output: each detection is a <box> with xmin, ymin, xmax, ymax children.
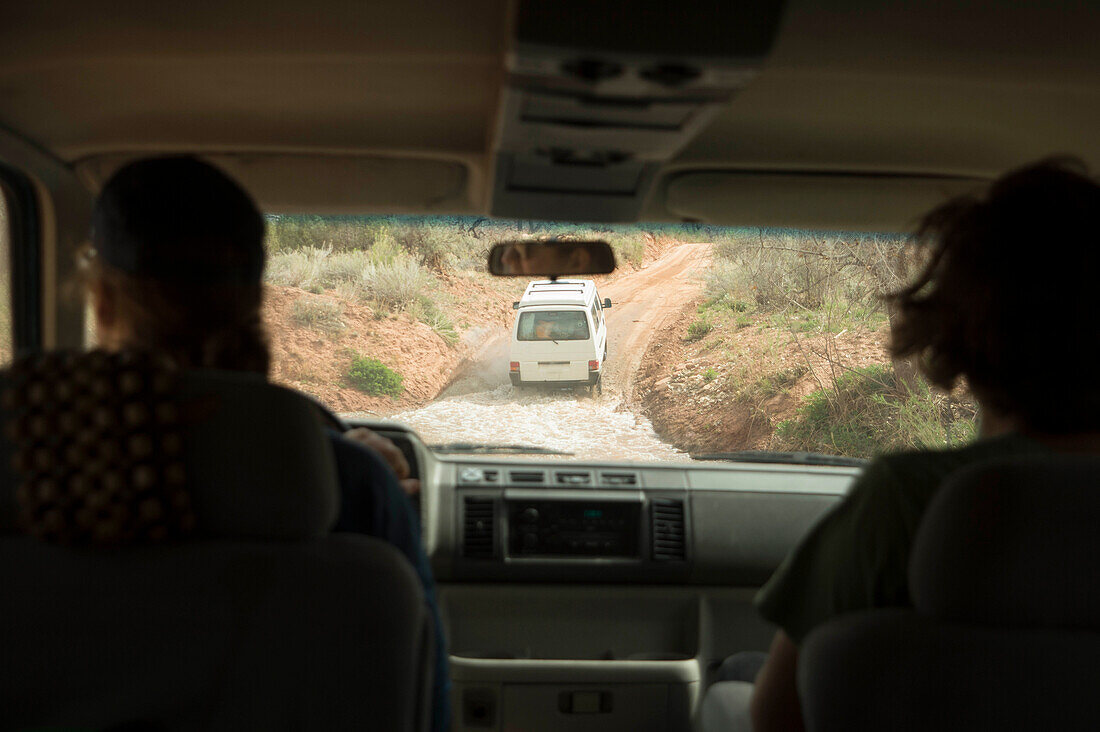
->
<box><xmin>1</xmin><ymin>352</ymin><xmax>338</xmax><ymax>541</ymax></box>
<box><xmin>910</xmin><ymin>455</ymin><xmax>1100</xmax><ymax>630</ymax></box>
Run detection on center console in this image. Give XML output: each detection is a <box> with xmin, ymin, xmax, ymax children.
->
<box><xmin>506</xmin><ymin>492</ymin><xmax>643</xmax><ymax>559</ymax></box>
<box><xmin>451</xmin><ymin>465</ymin><xmax>691</xmax><ymax>584</ymax></box>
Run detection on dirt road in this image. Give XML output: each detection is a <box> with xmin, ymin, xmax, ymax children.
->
<box><xmin>439</xmin><ymin>242</ymin><xmax>710</xmax><ymax>399</ymax></box>
<box><xmin>600</xmin><ymin>243</ymin><xmax>710</xmax><ymax>404</ymax></box>
<box><xmin>384</xmin><ymin>243</ymin><xmax>711</xmax><ymax>461</ymax></box>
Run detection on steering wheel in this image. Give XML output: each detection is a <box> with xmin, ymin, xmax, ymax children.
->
<box><xmin>302</xmin><ymin>393</ymin><xmax>350</xmax><ymax>433</ymax></box>
<box><xmin>301</xmin><ymin>393</ymin><xmax>422</xmax><ymax>518</ymax></box>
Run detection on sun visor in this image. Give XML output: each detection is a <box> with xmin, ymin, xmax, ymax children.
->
<box><xmin>76</xmin><ymin>154</ymin><xmax>472</xmax><ymax>214</ymax></box>
<box><xmin>490</xmin><ymin>0</ymin><xmax>787</xmax><ymax>223</ymax></box>
<box><xmin>662</xmin><ymin>172</ymin><xmax>989</xmax><ymax>233</ymax></box>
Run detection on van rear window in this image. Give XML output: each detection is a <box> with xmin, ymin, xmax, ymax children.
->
<box><xmin>517</xmin><ymin>311</ymin><xmax>590</xmax><ymax>341</ymax></box>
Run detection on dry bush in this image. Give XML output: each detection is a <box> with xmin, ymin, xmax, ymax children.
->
<box><xmin>290</xmin><ymin>297</ymin><xmax>345</xmax><ymax>334</ymax></box>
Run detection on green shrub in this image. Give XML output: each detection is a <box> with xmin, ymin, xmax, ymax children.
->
<box><xmin>703</xmin><ymin>367</ymin><xmax>718</xmax><ymax>383</ymax></box>
<box><xmin>754</xmin><ymin>365</ymin><xmax>808</xmax><ymax>398</ymax></box>
<box><xmin>773</xmin><ymin>365</ymin><xmax>977</xmax><ymax>459</ymax></box>
<box><xmin>685</xmin><ymin>314</ymin><xmax>714</xmax><ymax>342</ymax></box>
<box><xmin>347</xmin><ymin>356</ymin><xmax>404</xmax><ymax>397</ymax></box>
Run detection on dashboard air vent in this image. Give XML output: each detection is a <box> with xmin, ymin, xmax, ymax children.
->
<box><xmin>601</xmin><ymin>471</ymin><xmax>638</xmax><ymax>486</ymax></box>
<box><xmin>463</xmin><ymin>498</ymin><xmax>497</xmax><ymax>559</ymax></box>
<box><xmin>555</xmin><ymin>470</ymin><xmax>592</xmax><ymax>486</ymax></box>
<box><xmin>509</xmin><ymin>470</ymin><xmax>546</xmax><ymax>484</ymax></box>
<box><xmin>483</xmin><ymin>469</ymin><xmax>499</xmax><ymax>482</ymax></box>
<box><xmin>651</xmin><ymin>499</ymin><xmax>686</xmax><ymax>561</ymax></box>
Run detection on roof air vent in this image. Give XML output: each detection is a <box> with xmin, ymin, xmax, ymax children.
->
<box><xmin>463</xmin><ymin>498</ymin><xmax>497</xmax><ymax>559</ymax></box>
<box><xmin>651</xmin><ymin>499</ymin><xmax>686</xmax><ymax>561</ymax></box>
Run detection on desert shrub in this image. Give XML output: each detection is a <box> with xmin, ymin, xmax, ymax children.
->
<box><xmin>605</xmin><ymin>235</ymin><xmax>645</xmax><ymax>268</ymax></box>
<box><xmin>266</xmin><ymin>247</ymin><xmax>331</xmax><ymax>289</ymax></box>
<box><xmin>347</xmin><ymin>355</ymin><xmax>404</xmax><ymax>397</ymax></box>
<box><xmin>411</xmin><ymin>296</ymin><xmax>459</xmax><ymax>344</ymax></box>
<box><xmin>317</xmin><ymin>250</ymin><xmax>367</xmax><ymax>287</ymax></box>
<box><xmin>754</xmin><ymin>365</ymin><xmax>809</xmax><ymax>398</ymax></box>
<box><xmin>773</xmin><ymin>365</ymin><xmax>977</xmax><ymax>458</ymax></box>
<box><xmin>703</xmin><ymin>367</ymin><xmax>718</xmax><ymax>383</ymax></box>
<box><xmin>265</xmin><ymin>215</ymin><xmax>378</xmax><ymax>253</ymax></box>
<box><xmin>395</xmin><ymin>226</ymin><xmax>452</xmax><ymax>272</ymax></box>
<box><xmin>290</xmin><ymin>297</ymin><xmax>345</xmax><ymax>334</ymax></box>
<box><xmin>685</xmin><ymin>314</ymin><xmax>714</xmax><ymax>342</ymax></box>
<box><xmin>360</xmin><ymin>259</ymin><xmax>432</xmax><ymax>311</ymax></box>
<box><xmin>707</xmin><ymin>230</ymin><xmax>912</xmax><ymax>324</ymax></box>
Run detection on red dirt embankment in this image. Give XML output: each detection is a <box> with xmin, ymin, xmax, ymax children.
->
<box><xmin>266</xmin><ymin>235</ymin><xmax>677</xmax><ymax>413</ymax></box>
<box><xmin>266</xmin><ymin>273</ymin><xmax>521</xmax><ymax>414</ymax></box>
<box><xmin>636</xmin><ymin>299</ymin><xmax>891</xmax><ymax>455</ymax></box>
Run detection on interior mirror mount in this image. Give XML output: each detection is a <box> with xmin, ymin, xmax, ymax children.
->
<box><xmin>488</xmin><ymin>239</ymin><xmax>617</xmax><ymax>278</ymax></box>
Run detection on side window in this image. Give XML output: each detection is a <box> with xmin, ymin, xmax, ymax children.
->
<box><xmin>1</xmin><ymin>188</ymin><xmax>10</xmax><ymax>366</ymax></box>
<box><xmin>591</xmin><ymin>302</ymin><xmax>599</xmax><ymax>329</ymax></box>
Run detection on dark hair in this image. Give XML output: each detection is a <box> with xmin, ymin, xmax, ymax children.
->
<box><xmin>887</xmin><ymin>157</ymin><xmax>1100</xmax><ymax>433</ymax></box>
<box><xmin>87</xmin><ymin>156</ymin><xmax>271</xmax><ymax>374</ymax></box>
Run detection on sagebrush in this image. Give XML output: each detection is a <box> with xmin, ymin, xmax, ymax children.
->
<box><xmin>347</xmin><ymin>356</ymin><xmax>404</xmax><ymax>398</ymax></box>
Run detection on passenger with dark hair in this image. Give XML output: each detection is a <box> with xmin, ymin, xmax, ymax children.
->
<box><xmin>84</xmin><ymin>155</ymin><xmax>450</xmax><ymax>731</ymax></box>
<box><xmin>747</xmin><ymin>158</ymin><xmax>1100</xmax><ymax>731</ymax></box>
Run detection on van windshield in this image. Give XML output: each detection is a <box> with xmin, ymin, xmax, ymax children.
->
<box><xmin>517</xmin><ymin>311</ymin><xmax>590</xmax><ymax>341</ymax></box>
<box><xmin>260</xmin><ymin>215</ymin><xmax>977</xmax><ymax>463</ymax></box>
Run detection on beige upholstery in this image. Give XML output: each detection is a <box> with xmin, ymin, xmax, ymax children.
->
<box><xmin>0</xmin><ymin>358</ymin><xmax>434</xmax><ymax>731</ymax></box>
<box><xmin>797</xmin><ymin>456</ymin><xmax>1100</xmax><ymax>731</ymax></box>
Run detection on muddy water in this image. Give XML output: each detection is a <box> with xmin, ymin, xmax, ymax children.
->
<box><xmin>388</xmin><ymin>385</ymin><xmax>687</xmax><ymax>462</ymax></box>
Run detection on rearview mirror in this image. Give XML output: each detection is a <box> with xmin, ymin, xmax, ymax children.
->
<box><xmin>488</xmin><ymin>239</ymin><xmax>616</xmax><ymax>277</ymax></box>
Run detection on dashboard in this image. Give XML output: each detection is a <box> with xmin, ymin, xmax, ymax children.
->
<box><xmin>353</xmin><ymin>420</ymin><xmax>860</xmax><ymax>730</ymax></box>
<box><xmin>354</xmin><ymin>418</ymin><xmax>856</xmax><ymax>586</ymax></box>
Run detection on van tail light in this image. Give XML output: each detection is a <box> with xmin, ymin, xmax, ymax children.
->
<box><xmin>510</xmin><ymin>361</ymin><xmax>520</xmax><ymax>372</ymax></box>
<box><xmin>589</xmin><ymin>360</ymin><xmax>600</xmax><ymax>371</ymax></box>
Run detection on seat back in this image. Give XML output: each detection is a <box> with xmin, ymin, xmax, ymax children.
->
<box><xmin>0</xmin><ymin>353</ymin><xmax>433</xmax><ymax>731</ymax></box>
<box><xmin>799</xmin><ymin>455</ymin><xmax>1100</xmax><ymax>731</ymax></box>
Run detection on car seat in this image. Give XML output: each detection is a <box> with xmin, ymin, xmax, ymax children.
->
<box><xmin>0</xmin><ymin>351</ymin><xmax>434</xmax><ymax>731</ymax></box>
<box><xmin>798</xmin><ymin>455</ymin><xmax>1100</xmax><ymax>730</ymax></box>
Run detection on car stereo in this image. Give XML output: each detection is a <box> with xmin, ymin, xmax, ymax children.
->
<box><xmin>505</xmin><ymin>492</ymin><xmax>643</xmax><ymax>560</ymax></box>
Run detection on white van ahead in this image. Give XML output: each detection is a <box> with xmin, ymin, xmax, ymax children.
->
<box><xmin>509</xmin><ymin>280</ymin><xmax>612</xmax><ymax>393</ymax></box>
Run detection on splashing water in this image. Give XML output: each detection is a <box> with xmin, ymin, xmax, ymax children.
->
<box><xmin>389</xmin><ymin>385</ymin><xmax>686</xmax><ymax>462</ymax></box>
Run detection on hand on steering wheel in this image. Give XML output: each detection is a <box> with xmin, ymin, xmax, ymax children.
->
<box><xmin>344</xmin><ymin>427</ymin><xmax>421</xmax><ymax>496</ymax></box>
<box><xmin>308</xmin><ymin>400</ymin><xmax>420</xmax><ymax>496</ymax></box>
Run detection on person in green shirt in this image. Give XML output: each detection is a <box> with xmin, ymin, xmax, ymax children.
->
<box><xmin>747</xmin><ymin>158</ymin><xmax>1100</xmax><ymax>731</ymax></box>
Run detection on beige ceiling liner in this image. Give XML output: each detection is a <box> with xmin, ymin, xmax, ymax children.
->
<box><xmin>76</xmin><ymin>154</ymin><xmax>475</xmax><ymax>214</ymax></box>
<box><xmin>662</xmin><ymin>172</ymin><xmax>988</xmax><ymax>233</ymax></box>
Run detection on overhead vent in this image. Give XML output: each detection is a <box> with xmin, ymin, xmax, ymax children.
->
<box><xmin>509</xmin><ymin>470</ymin><xmax>546</xmax><ymax>485</ymax></box>
<box><xmin>463</xmin><ymin>498</ymin><xmax>497</xmax><ymax>559</ymax></box>
<box><xmin>554</xmin><ymin>470</ymin><xmax>592</xmax><ymax>486</ymax></box>
<box><xmin>490</xmin><ymin>0</ymin><xmax>786</xmax><ymax>222</ymax></box>
<box><xmin>600</xmin><ymin>471</ymin><xmax>639</xmax><ymax>487</ymax></box>
<box><xmin>651</xmin><ymin>499</ymin><xmax>686</xmax><ymax>561</ymax></box>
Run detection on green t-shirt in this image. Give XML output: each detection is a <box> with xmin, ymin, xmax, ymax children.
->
<box><xmin>754</xmin><ymin>433</ymin><xmax>1049</xmax><ymax>645</ymax></box>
